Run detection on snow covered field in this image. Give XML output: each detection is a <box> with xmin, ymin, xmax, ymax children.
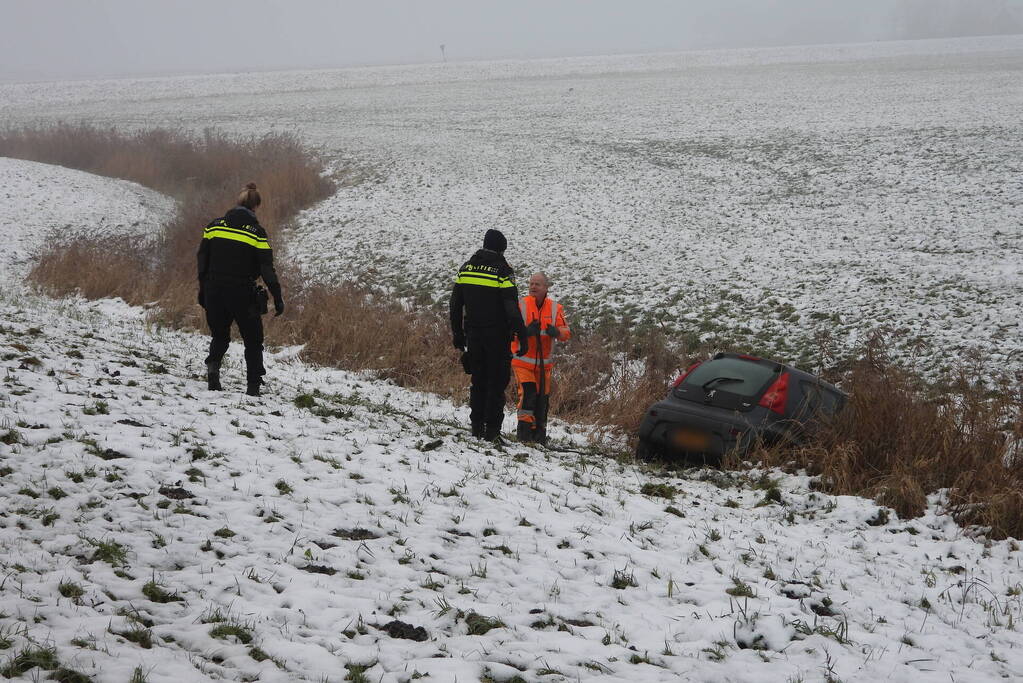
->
<box><xmin>1</xmin><ymin>157</ymin><xmax>1023</xmax><ymax>682</ymax></box>
<box><xmin>2</xmin><ymin>36</ymin><xmax>1021</xmax><ymax>374</ymax></box>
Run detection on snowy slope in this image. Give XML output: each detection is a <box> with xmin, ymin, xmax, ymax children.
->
<box><xmin>3</xmin><ymin>286</ymin><xmax>1023</xmax><ymax>683</ymax></box>
<box><xmin>1</xmin><ymin>161</ymin><xmax>1021</xmax><ymax>682</ymax></box>
<box><xmin>0</xmin><ymin>157</ymin><xmax>174</xmax><ymax>277</ymax></box>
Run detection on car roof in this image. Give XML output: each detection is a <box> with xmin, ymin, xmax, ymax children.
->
<box><xmin>712</xmin><ymin>352</ymin><xmax>847</xmax><ymax>396</ymax></box>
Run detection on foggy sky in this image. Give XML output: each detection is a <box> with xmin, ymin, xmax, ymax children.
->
<box><xmin>2</xmin><ymin>0</ymin><xmax>1021</xmax><ymax>82</ymax></box>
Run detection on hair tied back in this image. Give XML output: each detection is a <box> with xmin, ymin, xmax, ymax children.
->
<box><xmin>237</xmin><ymin>182</ymin><xmax>262</xmax><ymax>210</ymax></box>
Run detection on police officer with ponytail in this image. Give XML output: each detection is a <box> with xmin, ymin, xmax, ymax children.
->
<box><xmin>197</xmin><ymin>183</ymin><xmax>284</xmax><ymax>397</ymax></box>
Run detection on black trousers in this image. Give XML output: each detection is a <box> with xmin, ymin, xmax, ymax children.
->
<box><xmin>203</xmin><ymin>284</ymin><xmax>265</xmax><ymax>384</ymax></box>
<box><xmin>467</xmin><ymin>328</ymin><xmax>511</xmax><ymax>433</ymax></box>
<box><xmin>516</xmin><ymin>382</ymin><xmax>550</xmax><ymax>443</ymax></box>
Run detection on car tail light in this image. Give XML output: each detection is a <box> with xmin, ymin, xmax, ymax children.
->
<box><xmin>671</xmin><ymin>361</ymin><xmax>703</xmax><ymax>388</ymax></box>
<box><xmin>758</xmin><ymin>372</ymin><xmax>790</xmax><ymax>414</ymax></box>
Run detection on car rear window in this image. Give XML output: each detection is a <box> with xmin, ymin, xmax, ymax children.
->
<box><xmin>682</xmin><ymin>358</ymin><xmax>776</xmax><ymax>397</ymax></box>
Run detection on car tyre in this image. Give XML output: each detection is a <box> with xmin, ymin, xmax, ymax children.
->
<box><xmin>635</xmin><ymin>438</ymin><xmax>662</xmax><ymax>461</ymax></box>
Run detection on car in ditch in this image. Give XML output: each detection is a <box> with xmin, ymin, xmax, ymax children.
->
<box><xmin>636</xmin><ymin>352</ymin><xmax>847</xmax><ymax>463</ymax></box>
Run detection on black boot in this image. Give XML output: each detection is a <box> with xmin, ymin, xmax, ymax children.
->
<box><xmin>534</xmin><ymin>425</ymin><xmax>548</xmax><ymax>446</ymax></box>
<box><xmin>246</xmin><ymin>380</ymin><xmax>261</xmax><ymax>397</ymax></box>
<box><xmin>206</xmin><ymin>363</ymin><xmax>222</xmax><ymax>391</ymax></box>
<box><xmin>516</xmin><ymin>421</ymin><xmax>534</xmax><ymax>443</ymax></box>
<box><xmin>483</xmin><ymin>425</ymin><xmax>504</xmax><ymax>444</ymax></box>
<box><xmin>471</xmin><ymin>422</ymin><xmax>485</xmax><ymax>439</ymax></box>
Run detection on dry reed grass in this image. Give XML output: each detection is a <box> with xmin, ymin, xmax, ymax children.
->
<box><xmin>6</xmin><ymin>124</ymin><xmax>1021</xmax><ymax>539</ymax></box>
<box><xmin>1</xmin><ymin>124</ymin><xmax>334</xmax><ymax>329</ymax></box>
<box><xmin>751</xmin><ymin>334</ymin><xmax>1023</xmax><ymax>538</ymax></box>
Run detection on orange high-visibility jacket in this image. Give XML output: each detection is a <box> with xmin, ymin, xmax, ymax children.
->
<box><xmin>511</xmin><ymin>296</ymin><xmax>571</xmax><ymax>369</ymax></box>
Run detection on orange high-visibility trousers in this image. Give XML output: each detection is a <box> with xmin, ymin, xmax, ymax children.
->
<box><xmin>514</xmin><ymin>363</ymin><xmax>552</xmax><ymax>426</ymax></box>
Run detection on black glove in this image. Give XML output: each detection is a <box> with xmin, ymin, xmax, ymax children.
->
<box><xmin>515</xmin><ymin>336</ymin><xmax>529</xmax><ymax>356</ymax></box>
<box><xmin>544</xmin><ymin>325</ymin><xmax>560</xmax><ymax>339</ymax></box>
<box><xmin>524</xmin><ymin>321</ymin><xmax>541</xmax><ymax>336</ymax></box>
<box><xmin>198</xmin><ymin>288</ymin><xmax>205</xmax><ymax>309</ymax></box>
<box><xmin>453</xmin><ymin>334</ymin><xmax>466</xmax><ymax>350</ymax></box>
<box><xmin>267</xmin><ymin>282</ymin><xmax>284</xmax><ymax>317</ymax></box>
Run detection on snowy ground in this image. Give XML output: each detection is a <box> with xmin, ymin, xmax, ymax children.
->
<box><xmin>0</xmin><ymin>157</ymin><xmax>174</xmax><ymax>277</ymax></box>
<box><xmin>3</xmin><ymin>272</ymin><xmax>1023</xmax><ymax>683</ymax></box>
<box><xmin>2</xmin><ymin>36</ymin><xmax>1021</xmax><ymax>374</ymax></box>
<box><xmin>2</xmin><ymin>161</ymin><xmax>1023</xmax><ymax>681</ymax></box>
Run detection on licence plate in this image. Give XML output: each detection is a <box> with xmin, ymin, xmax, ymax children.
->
<box><xmin>672</xmin><ymin>428</ymin><xmax>709</xmax><ymax>451</ymax></box>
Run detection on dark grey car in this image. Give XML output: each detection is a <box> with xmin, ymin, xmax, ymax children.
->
<box><xmin>636</xmin><ymin>352</ymin><xmax>846</xmax><ymax>463</ymax></box>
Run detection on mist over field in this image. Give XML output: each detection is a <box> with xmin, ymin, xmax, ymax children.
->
<box><xmin>1</xmin><ymin>0</ymin><xmax>1021</xmax><ymax>81</ymax></box>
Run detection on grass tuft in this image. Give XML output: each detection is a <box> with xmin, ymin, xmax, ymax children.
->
<box><xmin>114</xmin><ymin>626</ymin><xmax>153</xmax><ymax>649</ymax></box>
<box><xmin>142</xmin><ymin>580</ymin><xmax>183</xmax><ymax>603</ymax></box>
<box><xmin>210</xmin><ymin>623</ymin><xmax>253</xmax><ymax>644</ymax></box>
<box><xmin>464</xmin><ymin>612</ymin><xmax>506</xmax><ymax>636</ymax></box>
<box><xmin>611</xmin><ymin>568</ymin><xmax>638</xmax><ymax>590</ymax></box>
<box><xmin>640</xmin><ymin>482</ymin><xmax>677</xmax><ymax>498</ymax></box>
<box><xmin>726</xmin><ymin>576</ymin><xmax>756</xmax><ymax>598</ymax></box>
<box><xmin>58</xmin><ymin>580</ymin><xmax>85</xmax><ymax>602</ymax></box>
<box><xmin>85</xmin><ymin>537</ymin><xmax>127</xmax><ymax>566</ymax></box>
<box><xmin>0</xmin><ymin>646</ymin><xmax>59</xmax><ymax>677</ymax></box>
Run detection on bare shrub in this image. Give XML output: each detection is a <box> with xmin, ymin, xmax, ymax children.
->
<box><xmin>753</xmin><ymin>333</ymin><xmax>1023</xmax><ymax>538</ymax></box>
<box><xmin>286</xmin><ymin>282</ymin><xmax>466</xmax><ymax>400</ymax></box>
<box><xmin>552</xmin><ymin>326</ymin><xmax>692</xmax><ymax>440</ymax></box>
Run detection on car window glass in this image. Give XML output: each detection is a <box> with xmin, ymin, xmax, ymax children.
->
<box><xmin>821</xmin><ymin>389</ymin><xmax>842</xmax><ymax>414</ymax></box>
<box><xmin>799</xmin><ymin>381</ymin><xmax>840</xmax><ymax>416</ymax></box>
<box><xmin>683</xmin><ymin>358</ymin><xmax>775</xmax><ymax>397</ymax></box>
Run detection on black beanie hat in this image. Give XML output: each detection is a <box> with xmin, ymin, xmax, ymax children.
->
<box><xmin>483</xmin><ymin>229</ymin><xmax>507</xmax><ymax>253</ymax></box>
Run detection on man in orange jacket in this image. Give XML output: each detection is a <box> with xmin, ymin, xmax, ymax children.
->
<box><xmin>511</xmin><ymin>272</ymin><xmax>571</xmax><ymax>444</ymax></box>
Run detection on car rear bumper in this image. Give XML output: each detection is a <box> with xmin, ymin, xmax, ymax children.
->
<box><xmin>638</xmin><ymin>400</ymin><xmax>754</xmax><ymax>458</ymax></box>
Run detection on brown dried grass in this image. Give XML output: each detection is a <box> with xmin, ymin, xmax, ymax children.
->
<box><xmin>7</xmin><ymin>124</ymin><xmax>1022</xmax><ymax>539</ymax></box>
<box><xmin>752</xmin><ymin>334</ymin><xmax>1023</xmax><ymax>537</ymax></box>
<box><xmin>1</xmin><ymin>124</ymin><xmax>334</xmax><ymax>330</ymax></box>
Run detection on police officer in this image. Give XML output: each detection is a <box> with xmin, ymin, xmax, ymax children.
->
<box><xmin>450</xmin><ymin>229</ymin><xmax>526</xmax><ymax>441</ymax></box>
<box><xmin>197</xmin><ymin>183</ymin><xmax>284</xmax><ymax>397</ymax></box>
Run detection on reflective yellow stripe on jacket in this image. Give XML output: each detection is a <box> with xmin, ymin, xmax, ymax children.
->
<box><xmin>203</xmin><ymin>222</ymin><xmax>271</xmax><ymax>250</ymax></box>
<box><xmin>454</xmin><ymin>270</ymin><xmax>515</xmax><ymax>288</ymax></box>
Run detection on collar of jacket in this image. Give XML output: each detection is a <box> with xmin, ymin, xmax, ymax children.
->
<box><xmin>472</xmin><ymin>248</ymin><xmax>507</xmax><ymax>263</ymax></box>
<box><xmin>223</xmin><ymin>206</ymin><xmax>259</xmax><ymax>227</ymax></box>
<box><xmin>230</xmin><ymin>205</ymin><xmax>257</xmax><ymax>219</ymax></box>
